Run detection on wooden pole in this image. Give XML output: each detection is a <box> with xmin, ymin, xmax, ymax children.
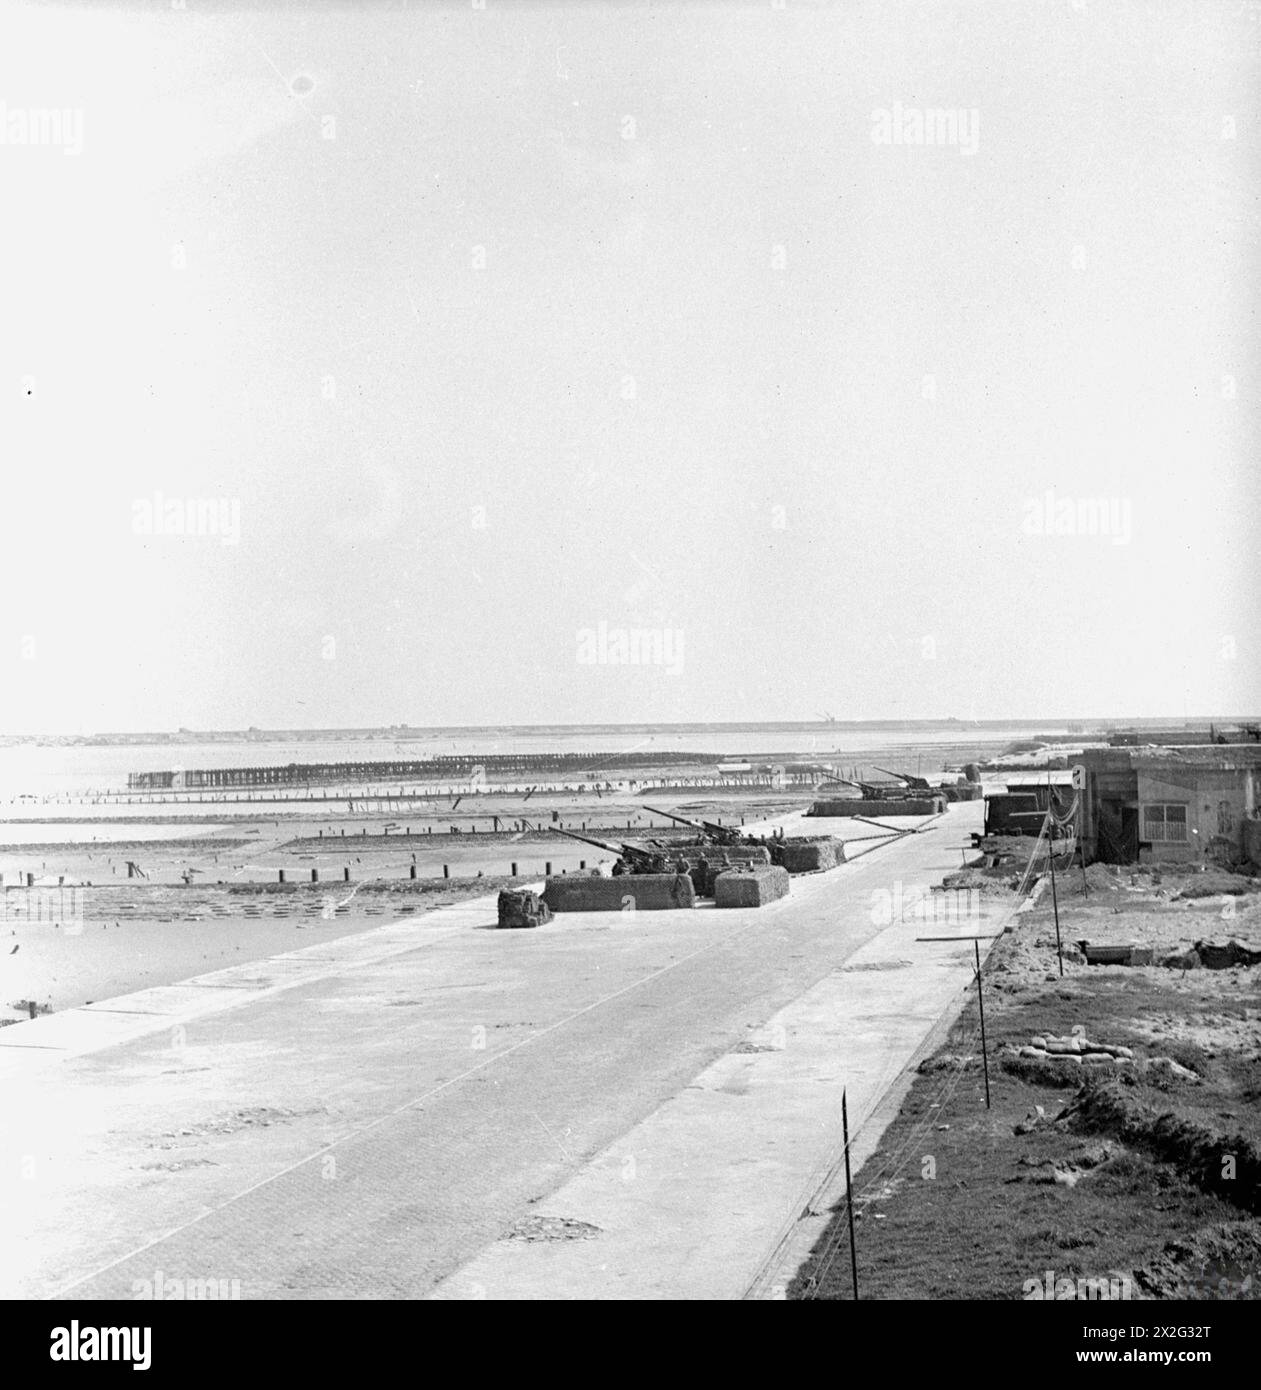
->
<box><xmin>975</xmin><ymin>939</ymin><xmax>991</xmax><ymax>1109</ymax></box>
<box><xmin>842</xmin><ymin>1089</ymin><xmax>859</xmax><ymax>1300</ymax></box>
<box><xmin>1047</xmin><ymin>815</ymin><xmax>1063</xmax><ymax>977</ymax></box>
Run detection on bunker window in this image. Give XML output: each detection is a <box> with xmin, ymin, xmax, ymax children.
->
<box><xmin>1143</xmin><ymin>803</ymin><xmax>1187</xmax><ymax>842</ymax></box>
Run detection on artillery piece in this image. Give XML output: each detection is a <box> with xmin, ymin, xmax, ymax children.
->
<box><xmin>818</xmin><ymin>774</ymin><xmax>910</xmax><ymax>800</ymax></box>
<box><xmin>872</xmin><ymin>766</ymin><xmax>934</xmax><ymax>794</ymax></box>
<box><xmin>544</xmin><ymin>822</ymin><xmax>672</xmax><ymax>874</ymax></box>
<box><xmin>641</xmin><ymin>805</ymin><xmax>746</xmax><ymax>847</ymax></box>
<box><xmin>642</xmin><ymin>805</ymin><xmax>830</xmax><ymax>873</ymax></box>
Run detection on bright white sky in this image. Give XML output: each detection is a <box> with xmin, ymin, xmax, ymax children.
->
<box><xmin>1</xmin><ymin>0</ymin><xmax>1257</xmax><ymax>733</ymax></box>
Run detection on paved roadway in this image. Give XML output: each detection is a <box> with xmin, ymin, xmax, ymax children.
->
<box><xmin>0</xmin><ymin>805</ymin><xmax>985</xmax><ymax>1299</ymax></box>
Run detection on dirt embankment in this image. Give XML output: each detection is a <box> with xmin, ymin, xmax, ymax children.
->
<box><xmin>1061</xmin><ymin>1079</ymin><xmax>1261</xmax><ymax>1213</ymax></box>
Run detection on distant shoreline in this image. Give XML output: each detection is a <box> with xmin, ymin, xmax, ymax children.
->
<box><xmin>3</xmin><ymin>715</ymin><xmax>1257</xmax><ymax>747</ymax></box>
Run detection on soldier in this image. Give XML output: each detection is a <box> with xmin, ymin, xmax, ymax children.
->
<box><xmin>611</xmin><ymin>857</ymin><xmax>627</xmax><ymax>877</ymax></box>
<box><xmin>692</xmin><ymin>852</ymin><xmax>710</xmax><ymax>897</ymax></box>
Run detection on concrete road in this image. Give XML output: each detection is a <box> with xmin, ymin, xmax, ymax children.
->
<box><xmin>1</xmin><ymin>805</ymin><xmax>987</xmax><ymax>1299</ymax></box>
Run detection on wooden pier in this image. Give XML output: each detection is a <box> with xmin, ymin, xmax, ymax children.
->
<box><xmin>126</xmin><ymin>751</ymin><xmax>703</xmax><ymax>791</ymax></box>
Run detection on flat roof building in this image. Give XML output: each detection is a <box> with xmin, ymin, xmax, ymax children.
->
<box><xmin>1078</xmin><ymin>746</ymin><xmax>1261</xmax><ymax>867</ymax></box>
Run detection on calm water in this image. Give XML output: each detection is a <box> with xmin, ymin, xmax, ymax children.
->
<box><xmin>0</xmin><ymin>722</ymin><xmax>1059</xmax><ymax>799</ymax></box>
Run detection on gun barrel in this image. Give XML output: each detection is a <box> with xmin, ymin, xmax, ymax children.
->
<box><xmin>819</xmin><ymin>775</ymin><xmax>889</xmax><ymax>798</ymax></box>
<box><xmin>548</xmin><ymin>824</ymin><xmax>661</xmax><ymax>868</ymax></box>
<box><xmin>643</xmin><ymin>805</ymin><xmax>705</xmax><ymax>831</ymax></box>
<box><xmin>874</xmin><ymin>766</ymin><xmax>930</xmax><ymax>789</ymax></box>
<box><xmin>700</xmin><ymin>820</ymin><xmax>745</xmax><ymax>844</ymax></box>
<box><xmin>645</xmin><ymin>804</ymin><xmax>744</xmax><ymax>845</ymax></box>
<box><xmin>549</xmin><ymin>824</ymin><xmax>623</xmax><ymax>855</ymax></box>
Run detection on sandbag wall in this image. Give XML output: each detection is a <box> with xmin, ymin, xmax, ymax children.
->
<box><xmin>773</xmin><ymin>837</ymin><xmax>846</xmax><ymax>872</ymax></box>
<box><xmin>807</xmin><ymin>797</ymin><xmax>945</xmax><ymax>818</ymax></box>
<box><xmin>713</xmin><ymin>866</ymin><xmax>791</xmax><ymax>908</ymax></box>
<box><xmin>542</xmin><ymin>873</ymin><xmax>696</xmax><ymax>912</ymax></box>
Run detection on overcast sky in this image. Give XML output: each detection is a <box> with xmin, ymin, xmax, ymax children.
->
<box><xmin>1</xmin><ymin>0</ymin><xmax>1257</xmax><ymax>733</ymax></box>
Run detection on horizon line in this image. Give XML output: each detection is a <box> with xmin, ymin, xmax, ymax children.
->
<box><xmin>4</xmin><ymin>715</ymin><xmax>1259</xmax><ymax>742</ymax></box>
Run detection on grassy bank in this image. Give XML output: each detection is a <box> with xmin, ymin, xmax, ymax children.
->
<box><xmin>791</xmin><ymin>856</ymin><xmax>1261</xmax><ymax>1300</ymax></box>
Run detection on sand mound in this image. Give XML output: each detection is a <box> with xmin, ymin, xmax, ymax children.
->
<box><xmin>1059</xmin><ymin>1078</ymin><xmax>1261</xmax><ymax>1212</ymax></box>
<box><xmin>1132</xmin><ymin>1221</ymin><xmax>1261</xmax><ymax>1299</ymax></box>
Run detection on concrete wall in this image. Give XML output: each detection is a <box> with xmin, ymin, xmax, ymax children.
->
<box><xmin>983</xmin><ymin>792</ymin><xmax>1043</xmax><ymax>836</ymax></box>
<box><xmin>1137</xmin><ymin>768</ymin><xmax>1257</xmax><ymax>864</ymax></box>
<box><xmin>984</xmin><ymin>785</ymin><xmax>1077</xmax><ymax>837</ymax></box>
<box><xmin>1245</xmin><ymin>818</ymin><xmax>1261</xmax><ymax>870</ymax></box>
<box><xmin>542</xmin><ymin>873</ymin><xmax>695</xmax><ymax>913</ymax></box>
<box><xmin>1078</xmin><ymin>750</ymin><xmax>1139</xmax><ymax>860</ymax></box>
<box><xmin>1080</xmin><ymin>751</ymin><xmax>1261</xmax><ymax>865</ymax></box>
<box><xmin>713</xmin><ymin>866</ymin><xmax>791</xmax><ymax>908</ymax></box>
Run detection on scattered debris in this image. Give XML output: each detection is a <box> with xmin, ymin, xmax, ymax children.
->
<box><xmin>1013</xmin><ymin>1104</ymin><xmax>1047</xmax><ymax>1135</ymax></box>
<box><xmin>506</xmin><ymin>1215</ymin><xmax>602</xmax><ymax>1243</ymax></box>
<box><xmin>1012</xmin><ymin>1141</ymin><xmax>1116</xmax><ymax>1187</ymax></box>
<box><xmin>1195</xmin><ymin>940</ymin><xmax>1261</xmax><ymax>969</ymax></box>
<box><xmin>1159</xmin><ymin>939</ymin><xmax>1261</xmax><ymax>970</ymax></box>
<box><xmin>159</xmin><ymin>1105</ymin><xmax>324</xmax><ymax>1140</ymax></box>
<box><xmin>917</xmin><ymin>1053</ymin><xmax>977</xmax><ymax>1075</ymax></box>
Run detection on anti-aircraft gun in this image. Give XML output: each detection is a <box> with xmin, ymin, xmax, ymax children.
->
<box><xmin>818</xmin><ymin>775</ymin><xmax>894</xmax><ymax>801</ymax></box>
<box><xmin>642</xmin><ymin>805</ymin><xmax>746</xmax><ymax>847</ymax></box>
<box><xmin>545</xmin><ymin>823</ymin><xmax>667</xmax><ymax>874</ymax></box>
<box><xmin>873</xmin><ymin>766</ymin><xmax>934</xmax><ymax>794</ymax></box>
<box><xmin>643</xmin><ymin>805</ymin><xmax>789</xmax><ymax>868</ymax></box>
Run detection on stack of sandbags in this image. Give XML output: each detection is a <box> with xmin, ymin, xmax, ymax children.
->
<box><xmin>543</xmin><ymin>873</ymin><xmax>696</xmax><ymax>913</ymax></box>
<box><xmin>713</xmin><ymin>865</ymin><xmax>791</xmax><ymax>908</ymax></box>
<box><xmin>773</xmin><ymin>837</ymin><xmax>846</xmax><ymax>872</ymax></box>
<box><xmin>674</xmin><ymin>845</ymin><xmax>772</xmax><ymax>871</ymax></box>
<box><xmin>807</xmin><ymin>796</ymin><xmax>944</xmax><ymax>817</ymax></box>
<box><xmin>496</xmin><ymin>889</ymin><xmax>553</xmax><ymax>929</ymax></box>
<box><xmin>1019</xmin><ymin>1034</ymin><xmax>1136</xmax><ymax>1069</ymax></box>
